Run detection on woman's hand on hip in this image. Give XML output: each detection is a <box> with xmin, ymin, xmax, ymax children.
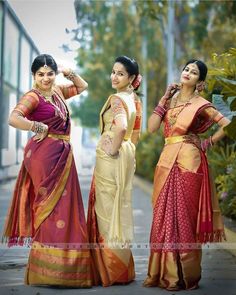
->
<box><xmin>33</xmin><ymin>123</ymin><xmax>48</xmax><ymax>143</ymax></box>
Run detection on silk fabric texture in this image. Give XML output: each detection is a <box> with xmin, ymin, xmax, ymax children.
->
<box><xmin>87</xmin><ymin>92</ymin><xmax>142</xmax><ymax>286</ymax></box>
<box><xmin>144</xmin><ymin>95</ymin><xmax>225</xmax><ymax>290</ymax></box>
<box><xmin>3</xmin><ymin>86</ymin><xmax>91</xmax><ymax>287</ymax></box>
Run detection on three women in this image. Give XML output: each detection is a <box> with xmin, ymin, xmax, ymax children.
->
<box><xmin>3</xmin><ymin>55</ymin><xmax>229</xmax><ymax>290</ymax></box>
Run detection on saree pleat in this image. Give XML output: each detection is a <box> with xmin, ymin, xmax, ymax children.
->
<box><xmin>87</xmin><ymin>144</ymin><xmax>135</xmax><ymax>286</ymax></box>
<box><xmin>144</xmin><ymin>165</ymin><xmax>202</xmax><ymax>289</ymax></box>
<box><xmin>3</xmin><ymin>90</ymin><xmax>91</xmax><ymax>287</ymax></box>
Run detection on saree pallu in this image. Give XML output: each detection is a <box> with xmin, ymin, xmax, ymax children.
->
<box><xmin>87</xmin><ymin>140</ymin><xmax>135</xmax><ymax>286</ymax></box>
<box><xmin>3</xmin><ymin>91</ymin><xmax>91</xmax><ymax>287</ymax></box>
<box><xmin>144</xmin><ymin>96</ymin><xmax>225</xmax><ymax>291</ymax></box>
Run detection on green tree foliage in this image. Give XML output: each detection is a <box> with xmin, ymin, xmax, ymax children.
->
<box><xmin>71</xmin><ymin>0</ymin><xmax>166</xmax><ymax>127</ymax></box>
<box><xmin>207</xmin><ymin>48</ymin><xmax>236</xmax><ymax>139</ymax></box>
<box><xmin>71</xmin><ymin>0</ymin><xmax>236</xmax><ymax>127</ymax></box>
<box><xmin>207</xmin><ymin>143</ymin><xmax>236</xmax><ymax>219</ymax></box>
<box><xmin>135</xmin><ymin>130</ymin><xmax>164</xmax><ymax>181</ymax></box>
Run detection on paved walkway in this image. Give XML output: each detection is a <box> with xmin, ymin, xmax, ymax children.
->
<box><xmin>0</xmin><ymin>176</ymin><xmax>236</xmax><ymax>295</ymax></box>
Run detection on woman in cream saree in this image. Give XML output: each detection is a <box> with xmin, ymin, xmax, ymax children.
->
<box><xmin>144</xmin><ymin>59</ymin><xmax>230</xmax><ymax>291</ymax></box>
<box><xmin>87</xmin><ymin>56</ymin><xmax>142</xmax><ymax>286</ymax></box>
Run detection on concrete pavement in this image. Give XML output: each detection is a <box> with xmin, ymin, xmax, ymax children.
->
<box><xmin>0</xmin><ymin>175</ymin><xmax>236</xmax><ymax>294</ymax></box>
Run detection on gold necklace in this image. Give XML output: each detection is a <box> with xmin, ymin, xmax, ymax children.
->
<box><xmin>168</xmin><ymin>92</ymin><xmax>196</xmax><ymax>127</ymax></box>
<box><xmin>33</xmin><ymin>85</ymin><xmax>54</xmax><ymax>101</ymax></box>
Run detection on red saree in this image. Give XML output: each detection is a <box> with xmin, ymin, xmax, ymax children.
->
<box><xmin>3</xmin><ymin>87</ymin><xmax>91</xmax><ymax>287</ymax></box>
<box><xmin>144</xmin><ymin>96</ymin><xmax>225</xmax><ymax>290</ymax></box>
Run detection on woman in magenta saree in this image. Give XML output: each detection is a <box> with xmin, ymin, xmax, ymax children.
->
<box><xmin>2</xmin><ymin>54</ymin><xmax>91</xmax><ymax>287</ymax></box>
<box><xmin>143</xmin><ymin>59</ymin><xmax>230</xmax><ymax>291</ymax></box>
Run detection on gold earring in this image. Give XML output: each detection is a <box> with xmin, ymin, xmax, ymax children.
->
<box><xmin>129</xmin><ymin>83</ymin><xmax>134</xmax><ymax>91</ymax></box>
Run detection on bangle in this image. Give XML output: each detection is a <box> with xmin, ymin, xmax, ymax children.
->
<box><xmin>31</xmin><ymin>121</ymin><xmax>47</xmax><ymax>134</ymax></box>
<box><xmin>29</xmin><ymin>121</ymin><xmax>34</xmax><ymax>131</ymax></box>
<box><xmin>201</xmin><ymin>136</ymin><xmax>214</xmax><ymax>152</ymax></box>
<box><xmin>64</xmin><ymin>69</ymin><xmax>76</xmax><ymax>81</ymax></box>
<box><xmin>153</xmin><ymin>104</ymin><xmax>166</xmax><ymax>119</ymax></box>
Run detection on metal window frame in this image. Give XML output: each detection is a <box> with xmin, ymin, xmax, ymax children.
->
<box><xmin>0</xmin><ymin>0</ymin><xmax>39</xmax><ymax>168</ymax></box>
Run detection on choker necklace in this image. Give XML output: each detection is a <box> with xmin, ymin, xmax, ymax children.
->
<box><xmin>33</xmin><ymin>86</ymin><xmax>54</xmax><ymax>100</ymax></box>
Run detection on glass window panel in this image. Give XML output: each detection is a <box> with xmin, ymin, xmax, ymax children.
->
<box><xmin>1</xmin><ymin>83</ymin><xmax>17</xmax><ymax>166</ymax></box>
<box><xmin>20</xmin><ymin>37</ymin><xmax>31</xmax><ymax>92</ymax></box>
<box><xmin>1</xmin><ymin>83</ymin><xmax>11</xmax><ymax>149</ymax></box>
<box><xmin>0</xmin><ymin>3</ymin><xmax>3</xmax><ymax>70</ymax></box>
<box><xmin>4</xmin><ymin>13</ymin><xmax>19</xmax><ymax>87</ymax></box>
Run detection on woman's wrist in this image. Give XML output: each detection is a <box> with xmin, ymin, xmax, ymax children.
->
<box><xmin>29</xmin><ymin>120</ymin><xmax>35</xmax><ymax>131</ymax></box>
<box><xmin>64</xmin><ymin>69</ymin><xmax>76</xmax><ymax>81</ymax></box>
<box><xmin>31</xmin><ymin>121</ymin><xmax>48</xmax><ymax>134</ymax></box>
<box><xmin>201</xmin><ymin>136</ymin><xmax>214</xmax><ymax>151</ymax></box>
<box><xmin>153</xmin><ymin>104</ymin><xmax>167</xmax><ymax>119</ymax></box>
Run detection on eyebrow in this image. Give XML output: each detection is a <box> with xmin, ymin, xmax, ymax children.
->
<box><xmin>113</xmin><ymin>70</ymin><xmax>127</xmax><ymax>75</ymax></box>
<box><xmin>37</xmin><ymin>71</ymin><xmax>54</xmax><ymax>74</ymax></box>
<box><xmin>186</xmin><ymin>66</ymin><xmax>199</xmax><ymax>73</ymax></box>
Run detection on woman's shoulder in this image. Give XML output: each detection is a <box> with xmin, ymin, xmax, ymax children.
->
<box><xmin>52</xmin><ymin>85</ymin><xmax>65</xmax><ymax>99</ymax></box>
<box><xmin>22</xmin><ymin>89</ymin><xmax>40</xmax><ymax>102</ymax></box>
<box><xmin>193</xmin><ymin>95</ymin><xmax>213</xmax><ymax>107</ymax></box>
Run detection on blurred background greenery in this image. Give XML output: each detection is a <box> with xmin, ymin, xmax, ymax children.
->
<box><xmin>69</xmin><ymin>0</ymin><xmax>236</xmax><ymax>219</ymax></box>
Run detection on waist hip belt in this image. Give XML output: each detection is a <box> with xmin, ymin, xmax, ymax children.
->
<box><xmin>48</xmin><ymin>133</ymin><xmax>70</xmax><ymax>142</ymax></box>
<box><xmin>165</xmin><ymin>135</ymin><xmax>187</xmax><ymax>145</ymax></box>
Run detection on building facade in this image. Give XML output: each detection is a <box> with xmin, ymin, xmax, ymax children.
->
<box><xmin>0</xmin><ymin>0</ymin><xmax>39</xmax><ymax>180</ymax></box>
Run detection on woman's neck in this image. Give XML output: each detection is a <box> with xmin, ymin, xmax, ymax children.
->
<box><xmin>178</xmin><ymin>86</ymin><xmax>195</xmax><ymax>102</ymax></box>
<box><xmin>116</xmin><ymin>89</ymin><xmax>132</xmax><ymax>94</ymax></box>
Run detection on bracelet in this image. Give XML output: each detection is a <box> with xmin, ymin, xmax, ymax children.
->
<box><xmin>201</xmin><ymin>136</ymin><xmax>214</xmax><ymax>152</ymax></box>
<box><xmin>64</xmin><ymin>69</ymin><xmax>76</xmax><ymax>81</ymax></box>
<box><xmin>153</xmin><ymin>104</ymin><xmax>166</xmax><ymax>119</ymax></box>
<box><xmin>31</xmin><ymin>121</ymin><xmax>47</xmax><ymax>134</ymax></box>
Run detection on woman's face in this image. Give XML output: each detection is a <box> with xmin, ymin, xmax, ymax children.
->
<box><xmin>33</xmin><ymin>66</ymin><xmax>56</xmax><ymax>91</ymax></box>
<box><xmin>180</xmin><ymin>63</ymin><xmax>200</xmax><ymax>87</ymax></box>
<box><xmin>110</xmin><ymin>62</ymin><xmax>133</xmax><ymax>92</ymax></box>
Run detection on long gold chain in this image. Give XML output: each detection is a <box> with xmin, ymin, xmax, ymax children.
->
<box><xmin>168</xmin><ymin>92</ymin><xmax>196</xmax><ymax>127</ymax></box>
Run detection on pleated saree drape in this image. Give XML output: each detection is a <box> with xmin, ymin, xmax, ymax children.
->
<box><xmin>144</xmin><ymin>96</ymin><xmax>225</xmax><ymax>291</ymax></box>
<box><xmin>3</xmin><ymin>87</ymin><xmax>91</xmax><ymax>287</ymax></box>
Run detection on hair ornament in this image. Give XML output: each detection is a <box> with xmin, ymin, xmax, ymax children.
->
<box><xmin>44</xmin><ymin>56</ymin><xmax>48</xmax><ymax>68</ymax></box>
<box><xmin>132</xmin><ymin>74</ymin><xmax>142</xmax><ymax>89</ymax></box>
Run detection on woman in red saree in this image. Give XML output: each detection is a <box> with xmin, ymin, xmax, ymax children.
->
<box><xmin>143</xmin><ymin>59</ymin><xmax>230</xmax><ymax>291</ymax></box>
<box><xmin>87</xmin><ymin>56</ymin><xmax>142</xmax><ymax>286</ymax></box>
<box><xmin>2</xmin><ymin>54</ymin><xmax>91</xmax><ymax>287</ymax></box>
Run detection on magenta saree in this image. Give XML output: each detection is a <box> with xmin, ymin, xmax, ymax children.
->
<box><xmin>3</xmin><ymin>87</ymin><xmax>91</xmax><ymax>287</ymax></box>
